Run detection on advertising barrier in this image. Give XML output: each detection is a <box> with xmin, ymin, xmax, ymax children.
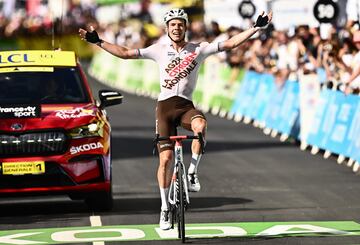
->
<box><xmin>247</xmin><ymin>73</ymin><xmax>275</xmax><ymax>125</ymax></box>
<box><xmin>271</xmin><ymin>80</ymin><xmax>300</xmax><ymax>138</ymax></box>
<box><xmin>306</xmin><ymin>89</ymin><xmax>335</xmax><ymax>150</ymax></box>
<box><xmin>348</xmin><ymin>102</ymin><xmax>360</xmax><ymax>163</ymax></box>
<box><xmin>229</xmin><ymin>70</ymin><xmax>262</xmax><ymax>120</ymax></box>
<box><xmin>89</xmin><ymin>51</ymin><xmax>360</xmax><ymax>170</ymax></box>
<box><xmin>305</xmin><ymin>90</ymin><xmax>360</xmax><ymax>160</ymax></box>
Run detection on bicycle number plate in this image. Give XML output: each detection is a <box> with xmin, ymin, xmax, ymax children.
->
<box><xmin>1</xmin><ymin>161</ymin><xmax>45</xmax><ymax>175</ymax></box>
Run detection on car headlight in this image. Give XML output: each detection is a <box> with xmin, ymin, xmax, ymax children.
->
<box><xmin>69</xmin><ymin>121</ymin><xmax>105</xmax><ymax>139</ymax></box>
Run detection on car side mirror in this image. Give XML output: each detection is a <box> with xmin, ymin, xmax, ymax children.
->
<box><xmin>99</xmin><ymin>90</ymin><xmax>123</xmax><ymax>109</ymax></box>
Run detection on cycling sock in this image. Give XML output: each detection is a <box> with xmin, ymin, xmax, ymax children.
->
<box><xmin>160</xmin><ymin>187</ymin><xmax>169</xmax><ymax>210</ymax></box>
<box><xmin>188</xmin><ymin>153</ymin><xmax>202</xmax><ymax>174</ymax></box>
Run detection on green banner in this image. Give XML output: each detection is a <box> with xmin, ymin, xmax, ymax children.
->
<box><xmin>0</xmin><ymin>221</ymin><xmax>358</xmax><ymax>244</ymax></box>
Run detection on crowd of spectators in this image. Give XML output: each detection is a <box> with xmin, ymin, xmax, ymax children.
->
<box><xmin>86</xmin><ymin>4</ymin><xmax>360</xmax><ymax>95</ymax></box>
<box><xmin>0</xmin><ymin>1</ymin><xmax>96</xmax><ymax>37</ymax></box>
<box><xmin>1</xmin><ymin>0</ymin><xmax>360</xmax><ymax>94</ymax></box>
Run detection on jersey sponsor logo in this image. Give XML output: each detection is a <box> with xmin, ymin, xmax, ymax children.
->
<box><xmin>70</xmin><ymin>142</ymin><xmax>103</xmax><ymax>155</ymax></box>
<box><xmin>163</xmin><ymin>52</ymin><xmax>198</xmax><ymax>90</ymax></box>
<box><xmin>167</xmin><ymin>51</ymin><xmax>176</xmax><ymax>57</ymax></box>
<box><xmin>165</xmin><ymin>52</ymin><xmax>197</xmax><ymax>77</ymax></box>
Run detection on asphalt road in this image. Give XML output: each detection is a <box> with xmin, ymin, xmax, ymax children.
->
<box><xmin>0</xmin><ymin>72</ymin><xmax>359</xmax><ymax>244</ymax></box>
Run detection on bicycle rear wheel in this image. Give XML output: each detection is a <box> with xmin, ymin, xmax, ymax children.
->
<box><xmin>177</xmin><ymin>163</ymin><xmax>186</xmax><ymax>243</ymax></box>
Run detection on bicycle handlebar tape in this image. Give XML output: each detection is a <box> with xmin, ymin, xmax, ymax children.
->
<box><xmin>85</xmin><ymin>30</ymin><xmax>102</xmax><ymax>44</ymax></box>
<box><xmin>197</xmin><ymin>132</ymin><xmax>205</xmax><ymax>154</ymax></box>
<box><xmin>254</xmin><ymin>15</ymin><xmax>269</xmax><ymax>28</ymax></box>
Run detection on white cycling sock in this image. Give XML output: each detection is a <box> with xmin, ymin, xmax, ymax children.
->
<box><xmin>188</xmin><ymin>153</ymin><xmax>202</xmax><ymax>174</ymax></box>
<box><xmin>160</xmin><ymin>187</ymin><xmax>169</xmax><ymax>211</ymax></box>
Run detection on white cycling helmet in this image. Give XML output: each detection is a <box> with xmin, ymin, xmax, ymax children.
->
<box><xmin>163</xmin><ymin>8</ymin><xmax>188</xmax><ymax>25</ymax></box>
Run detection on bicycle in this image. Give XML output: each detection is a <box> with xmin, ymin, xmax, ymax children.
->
<box><xmin>154</xmin><ymin>133</ymin><xmax>204</xmax><ymax>243</ymax></box>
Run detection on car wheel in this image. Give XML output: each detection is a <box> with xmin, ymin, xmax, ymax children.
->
<box><xmin>85</xmin><ymin>187</ymin><xmax>114</xmax><ymax>211</ymax></box>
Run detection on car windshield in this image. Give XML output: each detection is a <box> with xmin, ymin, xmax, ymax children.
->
<box><xmin>0</xmin><ymin>67</ymin><xmax>91</xmax><ymax>104</ymax></box>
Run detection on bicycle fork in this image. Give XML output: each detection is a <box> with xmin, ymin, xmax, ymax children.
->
<box><xmin>168</xmin><ymin>142</ymin><xmax>190</xmax><ymax>206</ymax></box>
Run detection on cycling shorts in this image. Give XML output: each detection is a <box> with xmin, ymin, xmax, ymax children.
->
<box><xmin>156</xmin><ymin>96</ymin><xmax>206</xmax><ymax>152</ymax></box>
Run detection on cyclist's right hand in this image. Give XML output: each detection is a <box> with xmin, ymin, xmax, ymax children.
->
<box><xmin>254</xmin><ymin>11</ymin><xmax>272</xmax><ymax>29</ymax></box>
<box><xmin>79</xmin><ymin>26</ymin><xmax>102</xmax><ymax>44</ymax></box>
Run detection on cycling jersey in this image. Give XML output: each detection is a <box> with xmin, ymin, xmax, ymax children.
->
<box><xmin>138</xmin><ymin>40</ymin><xmax>221</xmax><ymax>101</ymax></box>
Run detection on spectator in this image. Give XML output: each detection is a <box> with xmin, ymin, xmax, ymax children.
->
<box><xmin>130</xmin><ymin>0</ymin><xmax>153</xmax><ymax>23</ymax></box>
<box><xmin>320</xmin><ymin>40</ymin><xmax>349</xmax><ymax>88</ymax></box>
<box><xmin>207</xmin><ymin>21</ymin><xmax>222</xmax><ymax>42</ymax></box>
<box><xmin>187</xmin><ymin>20</ymin><xmax>207</xmax><ymax>42</ymax></box>
<box><xmin>346</xmin><ymin>0</ymin><xmax>360</xmax><ymax>30</ymax></box>
<box><xmin>345</xmin><ymin>31</ymin><xmax>360</xmax><ymax>94</ymax></box>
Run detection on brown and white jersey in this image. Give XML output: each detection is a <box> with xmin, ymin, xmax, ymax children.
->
<box><xmin>138</xmin><ymin>41</ymin><xmax>221</xmax><ymax>101</ymax></box>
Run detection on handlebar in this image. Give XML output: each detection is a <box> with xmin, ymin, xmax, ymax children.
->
<box><xmin>153</xmin><ymin>133</ymin><xmax>205</xmax><ymax>155</ymax></box>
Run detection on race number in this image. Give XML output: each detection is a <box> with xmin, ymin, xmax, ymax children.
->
<box><xmin>313</xmin><ymin>0</ymin><xmax>339</xmax><ymax>23</ymax></box>
<box><xmin>238</xmin><ymin>0</ymin><xmax>256</xmax><ymax>19</ymax></box>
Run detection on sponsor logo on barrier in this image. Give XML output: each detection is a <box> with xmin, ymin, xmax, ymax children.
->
<box><xmin>70</xmin><ymin>142</ymin><xmax>103</xmax><ymax>155</ymax></box>
<box><xmin>0</xmin><ymin>222</ymin><xmax>357</xmax><ymax>244</ymax></box>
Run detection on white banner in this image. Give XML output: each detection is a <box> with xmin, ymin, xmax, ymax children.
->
<box><xmin>298</xmin><ymin>73</ymin><xmax>321</xmax><ymax>142</ymax></box>
<box><xmin>271</xmin><ymin>0</ymin><xmax>319</xmax><ymax>30</ymax></box>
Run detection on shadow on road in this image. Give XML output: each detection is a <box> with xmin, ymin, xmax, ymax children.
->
<box><xmin>0</xmin><ymin>198</ymin><xmax>90</xmax><ymax>223</ymax></box>
<box><xmin>0</xmin><ymin>196</ymin><xmax>253</xmax><ymax>222</ymax></box>
<box><xmin>111</xmin><ymin>135</ymin><xmax>293</xmax><ymax>159</ymax></box>
<box><xmin>111</xmin><ymin>196</ymin><xmax>253</xmax><ymax>214</ymax></box>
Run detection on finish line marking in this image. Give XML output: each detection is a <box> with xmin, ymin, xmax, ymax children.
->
<box><xmin>90</xmin><ymin>216</ymin><xmax>103</xmax><ymax>245</ymax></box>
<box><xmin>0</xmin><ymin>221</ymin><xmax>359</xmax><ymax>244</ymax></box>
<box><xmin>90</xmin><ymin>216</ymin><xmax>102</xmax><ymax>227</ymax></box>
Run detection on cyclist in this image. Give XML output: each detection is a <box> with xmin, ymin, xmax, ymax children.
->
<box><xmin>79</xmin><ymin>9</ymin><xmax>272</xmax><ymax>230</ymax></box>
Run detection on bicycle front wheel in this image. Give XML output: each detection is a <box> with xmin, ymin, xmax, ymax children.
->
<box><xmin>177</xmin><ymin>163</ymin><xmax>186</xmax><ymax>243</ymax></box>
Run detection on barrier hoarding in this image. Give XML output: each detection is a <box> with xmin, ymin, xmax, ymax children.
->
<box><xmin>276</xmin><ymin>80</ymin><xmax>300</xmax><ymax>138</ymax></box>
<box><xmin>229</xmin><ymin>70</ymin><xmax>261</xmax><ymax>119</ymax></box>
<box><xmin>325</xmin><ymin>92</ymin><xmax>358</xmax><ymax>157</ymax></box>
<box><xmin>305</xmin><ymin>89</ymin><xmax>334</xmax><ymax>149</ymax></box>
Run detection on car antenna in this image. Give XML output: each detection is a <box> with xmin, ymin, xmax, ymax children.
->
<box><xmin>58</xmin><ymin>0</ymin><xmax>65</xmax><ymax>50</ymax></box>
<box><xmin>52</xmin><ymin>0</ymin><xmax>65</xmax><ymax>50</ymax></box>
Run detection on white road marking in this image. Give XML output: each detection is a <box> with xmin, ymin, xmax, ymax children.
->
<box><xmin>90</xmin><ymin>216</ymin><xmax>104</xmax><ymax>245</ymax></box>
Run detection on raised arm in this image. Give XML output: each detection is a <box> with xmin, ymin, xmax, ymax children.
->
<box><xmin>79</xmin><ymin>26</ymin><xmax>139</xmax><ymax>59</ymax></box>
<box><xmin>220</xmin><ymin>11</ymin><xmax>272</xmax><ymax>51</ymax></box>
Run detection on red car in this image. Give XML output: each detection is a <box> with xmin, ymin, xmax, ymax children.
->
<box><xmin>0</xmin><ymin>50</ymin><xmax>122</xmax><ymax>210</ymax></box>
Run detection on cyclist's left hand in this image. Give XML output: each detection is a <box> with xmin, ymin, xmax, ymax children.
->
<box><xmin>254</xmin><ymin>11</ymin><xmax>273</xmax><ymax>29</ymax></box>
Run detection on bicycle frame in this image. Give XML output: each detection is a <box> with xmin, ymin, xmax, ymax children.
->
<box><xmin>154</xmin><ymin>133</ymin><xmax>204</xmax><ymax>243</ymax></box>
<box><xmin>168</xmin><ymin>138</ymin><xmax>190</xmax><ymax>207</ymax></box>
